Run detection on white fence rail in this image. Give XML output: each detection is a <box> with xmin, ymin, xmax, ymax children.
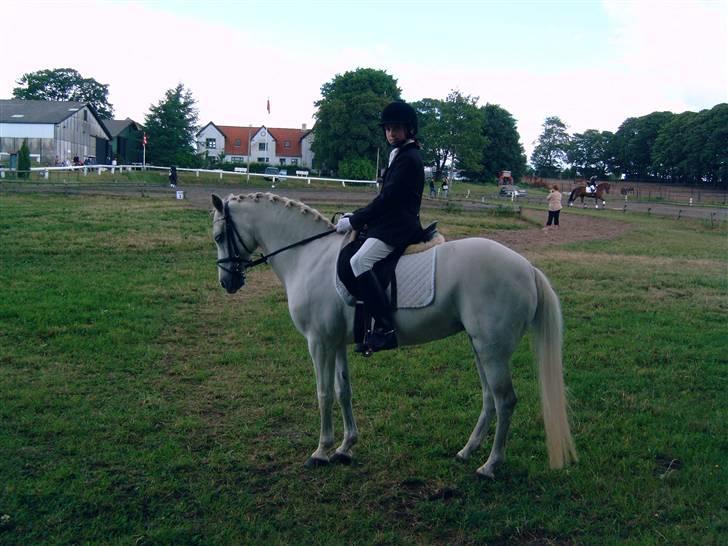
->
<box><xmin>0</xmin><ymin>164</ymin><xmax>377</xmax><ymax>188</ymax></box>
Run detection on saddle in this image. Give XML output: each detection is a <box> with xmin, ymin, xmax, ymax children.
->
<box><xmin>336</xmin><ymin>223</ymin><xmax>443</xmax><ymax>344</ymax></box>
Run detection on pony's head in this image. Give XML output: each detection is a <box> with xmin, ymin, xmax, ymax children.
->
<box><xmin>212</xmin><ymin>194</ymin><xmax>250</xmax><ymax>294</ymax></box>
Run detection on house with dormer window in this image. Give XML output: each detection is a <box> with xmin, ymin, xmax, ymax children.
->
<box><xmin>196</xmin><ymin>122</ymin><xmax>314</xmax><ymax>168</ymax></box>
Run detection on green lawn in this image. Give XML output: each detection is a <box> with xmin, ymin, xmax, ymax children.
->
<box><xmin>0</xmin><ymin>194</ymin><xmax>725</xmax><ymax>545</ymax></box>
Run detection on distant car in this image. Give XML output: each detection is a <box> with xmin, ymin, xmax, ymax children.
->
<box><xmin>452</xmin><ymin>172</ymin><xmax>469</xmax><ymax>181</ymax></box>
<box><xmin>277</xmin><ymin>169</ymin><xmax>288</xmax><ymax>180</ymax></box>
<box><xmin>263</xmin><ymin>166</ymin><xmax>279</xmax><ymax>180</ymax></box>
<box><xmin>499</xmin><ymin>185</ymin><xmax>527</xmax><ymax>198</ymax></box>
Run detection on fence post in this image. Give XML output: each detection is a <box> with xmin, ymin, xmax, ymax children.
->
<box><xmin>677</xmin><ymin>209</ymin><xmax>682</xmax><ymax>220</ymax></box>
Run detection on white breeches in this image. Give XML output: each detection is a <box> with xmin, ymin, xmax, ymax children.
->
<box><xmin>350</xmin><ymin>237</ymin><xmax>395</xmax><ymax>277</ymax></box>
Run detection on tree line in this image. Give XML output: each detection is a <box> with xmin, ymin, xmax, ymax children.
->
<box><xmin>12</xmin><ymin>68</ymin><xmax>201</xmax><ymax>168</ymax></box>
<box><xmin>11</xmin><ymin>67</ymin><xmax>726</xmax><ymax>186</ymax></box>
<box><xmin>531</xmin><ymin>106</ymin><xmax>727</xmax><ymax>186</ymax></box>
<box><xmin>311</xmin><ymin>68</ymin><xmax>527</xmax><ymax>182</ymax></box>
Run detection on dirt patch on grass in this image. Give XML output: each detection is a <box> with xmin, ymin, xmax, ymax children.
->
<box><xmin>484</xmin><ymin>208</ymin><xmax>632</xmax><ymax>254</ymax></box>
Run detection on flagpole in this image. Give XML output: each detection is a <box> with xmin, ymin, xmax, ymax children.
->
<box><xmin>266</xmin><ymin>97</ymin><xmax>270</xmax><ymax>166</ymax></box>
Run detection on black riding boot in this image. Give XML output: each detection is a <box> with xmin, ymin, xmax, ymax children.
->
<box><xmin>355</xmin><ymin>270</ymin><xmax>398</xmax><ymax>354</ymax></box>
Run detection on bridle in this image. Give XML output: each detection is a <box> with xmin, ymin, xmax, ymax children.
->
<box><xmin>215</xmin><ymin>200</ymin><xmax>338</xmax><ymax>283</ymax></box>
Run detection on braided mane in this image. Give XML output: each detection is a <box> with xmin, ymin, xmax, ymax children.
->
<box><xmin>229</xmin><ymin>192</ymin><xmax>333</xmax><ymax>227</ymax></box>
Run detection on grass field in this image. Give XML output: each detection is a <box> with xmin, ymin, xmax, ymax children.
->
<box><xmin>1</xmin><ymin>193</ymin><xmax>726</xmax><ymax>545</ymax></box>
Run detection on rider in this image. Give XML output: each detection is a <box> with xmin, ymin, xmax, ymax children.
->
<box><xmin>335</xmin><ymin>100</ymin><xmax>425</xmax><ymax>353</ymax></box>
<box><xmin>587</xmin><ymin>175</ymin><xmax>597</xmax><ymax>193</ymax></box>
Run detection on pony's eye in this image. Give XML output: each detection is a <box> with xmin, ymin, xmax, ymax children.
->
<box><xmin>215</xmin><ymin>233</ymin><xmax>224</xmax><ymax>243</ymax></box>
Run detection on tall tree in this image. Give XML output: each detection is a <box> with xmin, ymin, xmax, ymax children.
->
<box><xmin>531</xmin><ymin>116</ymin><xmax>570</xmax><ymax>178</ymax></box>
<box><xmin>413</xmin><ymin>97</ymin><xmax>447</xmax><ymax>179</ymax></box>
<box><xmin>610</xmin><ymin>111</ymin><xmax>674</xmax><ymax>180</ymax></box>
<box><xmin>479</xmin><ymin>103</ymin><xmax>526</xmax><ymax>182</ymax></box>
<box><xmin>17</xmin><ymin>139</ymin><xmax>31</xmax><ymax>179</ymax></box>
<box><xmin>567</xmin><ymin>129</ymin><xmax>613</xmax><ymax>179</ymax></box>
<box><xmin>413</xmin><ymin>91</ymin><xmax>484</xmax><ymax>180</ymax></box>
<box><xmin>693</xmin><ymin>103</ymin><xmax>728</xmax><ymax>186</ymax></box>
<box><xmin>143</xmin><ymin>84</ymin><xmax>200</xmax><ymax>168</ymax></box>
<box><xmin>312</xmin><ymin>68</ymin><xmax>401</xmax><ymax>173</ymax></box>
<box><xmin>651</xmin><ymin>111</ymin><xmax>699</xmax><ymax>183</ymax></box>
<box><xmin>12</xmin><ymin>68</ymin><xmax>114</xmax><ymax>118</ymax></box>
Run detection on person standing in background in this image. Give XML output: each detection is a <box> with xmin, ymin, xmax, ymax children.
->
<box><xmin>169</xmin><ymin>166</ymin><xmax>178</xmax><ymax>188</ymax></box>
<box><xmin>545</xmin><ymin>184</ymin><xmax>562</xmax><ymax>230</ymax></box>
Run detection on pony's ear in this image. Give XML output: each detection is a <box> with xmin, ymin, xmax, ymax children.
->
<box><xmin>211</xmin><ymin>194</ymin><xmax>224</xmax><ymax>214</ymax></box>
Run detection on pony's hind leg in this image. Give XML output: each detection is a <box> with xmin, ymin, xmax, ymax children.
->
<box><xmin>469</xmin><ymin>339</ymin><xmax>517</xmax><ymax>479</ymax></box>
<box><xmin>457</xmin><ymin>343</ymin><xmax>495</xmax><ymax>461</ymax></box>
<box><xmin>331</xmin><ymin>347</ymin><xmax>358</xmax><ymax>464</ymax></box>
<box><xmin>305</xmin><ymin>338</ymin><xmax>337</xmax><ymax>467</ymax></box>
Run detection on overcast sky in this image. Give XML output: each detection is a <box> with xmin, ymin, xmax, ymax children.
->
<box><xmin>2</xmin><ymin>0</ymin><xmax>726</xmax><ymax>159</ymax></box>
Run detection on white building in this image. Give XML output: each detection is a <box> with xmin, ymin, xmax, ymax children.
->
<box><xmin>197</xmin><ymin>123</ymin><xmax>314</xmax><ymax>168</ymax></box>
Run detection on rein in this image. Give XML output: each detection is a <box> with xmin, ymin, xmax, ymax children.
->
<box><xmin>216</xmin><ymin>200</ymin><xmax>337</xmax><ymax>277</ymax></box>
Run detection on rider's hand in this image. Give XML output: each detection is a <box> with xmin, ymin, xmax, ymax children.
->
<box><xmin>335</xmin><ymin>217</ymin><xmax>352</xmax><ymax>233</ymax></box>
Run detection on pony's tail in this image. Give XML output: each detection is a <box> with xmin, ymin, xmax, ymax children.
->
<box><xmin>532</xmin><ymin>267</ymin><xmax>578</xmax><ymax>469</ymax></box>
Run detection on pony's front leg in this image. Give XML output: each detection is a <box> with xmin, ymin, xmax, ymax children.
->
<box><xmin>331</xmin><ymin>347</ymin><xmax>358</xmax><ymax>464</ymax></box>
<box><xmin>305</xmin><ymin>338</ymin><xmax>336</xmax><ymax>467</ymax></box>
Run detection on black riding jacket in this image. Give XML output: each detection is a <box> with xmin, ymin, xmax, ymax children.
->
<box><xmin>349</xmin><ymin>141</ymin><xmax>424</xmax><ymax>248</ymax></box>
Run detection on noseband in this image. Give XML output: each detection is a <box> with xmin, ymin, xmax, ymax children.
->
<box><xmin>216</xmin><ymin>201</ymin><xmax>254</xmax><ymax>280</ymax></box>
<box><xmin>216</xmin><ymin>200</ymin><xmax>337</xmax><ymax>283</ymax></box>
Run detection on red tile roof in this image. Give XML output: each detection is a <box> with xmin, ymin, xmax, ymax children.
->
<box><xmin>217</xmin><ymin>125</ymin><xmax>311</xmax><ymax>157</ymax></box>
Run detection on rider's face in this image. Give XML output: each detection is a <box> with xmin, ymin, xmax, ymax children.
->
<box><xmin>384</xmin><ymin>124</ymin><xmax>407</xmax><ymax>146</ymax></box>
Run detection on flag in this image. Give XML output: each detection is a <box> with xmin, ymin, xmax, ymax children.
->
<box><xmin>143</xmin><ymin>133</ymin><xmax>147</xmax><ymax>146</ymax></box>
<box><xmin>266</xmin><ymin>98</ymin><xmax>270</xmax><ymax>114</ymax></box>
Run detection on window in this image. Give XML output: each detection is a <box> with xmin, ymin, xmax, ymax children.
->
<box><xmin>258</xmin><ymin>142</ymin><xmax>267</xmax><ymax>151</ymax></box>
<box><xmin>284</xmin><ymin>140</ymin><xmax>291</xmax><ymax>148</ymax></box>
<box><xmin>206</xmin><ymin>138</ymin><xmax>217</xmax><ymax>149</ymax></box>
<box><xmin>231</xmin><ymin>156</ymin><xmax>244</xmax><ymax>163</ymax></box>
<box><xmin>83</xmin><ymin>110</ymin><xmax>88</xmax><ymax>121</ymax></box>
<box><xmin>291</xmin><ymin>158</ymin><xmax>298</xmax><ymax>165</ymax></box>
<box><xmin>279</xmin><ymin>158</ymin><xmax>286</xmax><ymax>165</ymax></box>
<box><xmin>258</xmin><ymin>157</ymin><xmax>270</xmax><ymax>163</ymax></box>
<box><xmin>234</xmin><ymin>138</ymin><xmax>241</xmax><ymax>147</ymax></box>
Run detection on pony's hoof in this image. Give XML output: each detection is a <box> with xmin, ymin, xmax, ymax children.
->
<box><xmin>476</xmin><ymin>468</ymin><xmax>496</xmax><ymax>480</ymax></box>
<box><xmin>455</xmin><ymin>451</ymin><xmax>469</xmax><ymax>462</ymax></box>
<box><xmin>304</xmin><ymin>457</ymin><xmax>329</xmax><ymax>468</ymax></box>
<box><xmin>330</xmin><ymin>452</ymin><xmax>352</xmax><ymax>465</ymax></box>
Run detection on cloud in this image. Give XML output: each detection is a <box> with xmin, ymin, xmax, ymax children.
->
<box><xmin>3</xmin><ymin>0</ymin><xmax>724</xmax><ymax>164</ymax></box>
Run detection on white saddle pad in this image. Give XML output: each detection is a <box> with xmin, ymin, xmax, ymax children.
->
<box><xmin>335</xmin><ymin>245</ymin><xmax>438</xmax><ymax>309</ymax></box>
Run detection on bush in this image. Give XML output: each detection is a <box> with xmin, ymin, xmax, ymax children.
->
<box><xmin>17</xmin><ymin>139</ymin><xmax>31</xmax><ymax>179</ymax></box>
<box><xmin>338</xmin><ymin>158</ymin><xmax>375</xmax><ymax>180</ymax></box>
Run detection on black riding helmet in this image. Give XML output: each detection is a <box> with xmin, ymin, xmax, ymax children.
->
<box><xmin>380</xmin><ymin>100</ymin><xmax>418</xmax><ymax>138</ymax></box>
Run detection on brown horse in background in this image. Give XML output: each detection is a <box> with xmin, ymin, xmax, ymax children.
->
<box><xmin>568</xmin><ymin>182</ymin><xmax>610</xmax><ymax>208</ymax></box>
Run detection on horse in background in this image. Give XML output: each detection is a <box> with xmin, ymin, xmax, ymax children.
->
<box><xmin>568</xmin><ymin>182</ymin><xmax>610</xmax><ymax>208</ymax></box>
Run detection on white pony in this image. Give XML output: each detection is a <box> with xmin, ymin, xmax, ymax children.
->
<box><xmin>211</xmin><ymin>192</ymin><xmax>577</xmax><ymax>478</ymax></box>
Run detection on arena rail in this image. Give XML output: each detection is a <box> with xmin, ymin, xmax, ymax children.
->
<box><xmin>0</xmin><ymin>164</ymin><xmax>377</xmax><ymax>188</ymax></box>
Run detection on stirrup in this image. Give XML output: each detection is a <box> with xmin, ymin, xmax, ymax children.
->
<box><xmin>364</xmin><ymin>328</ymin><xmax>398</xmax><ymax>353</ymax></box>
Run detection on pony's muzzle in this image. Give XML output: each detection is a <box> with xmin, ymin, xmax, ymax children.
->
<box><xmin>220</xmin><ymin>274</ymin><xmax>245</xmax><ymax>294</ymax></box>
